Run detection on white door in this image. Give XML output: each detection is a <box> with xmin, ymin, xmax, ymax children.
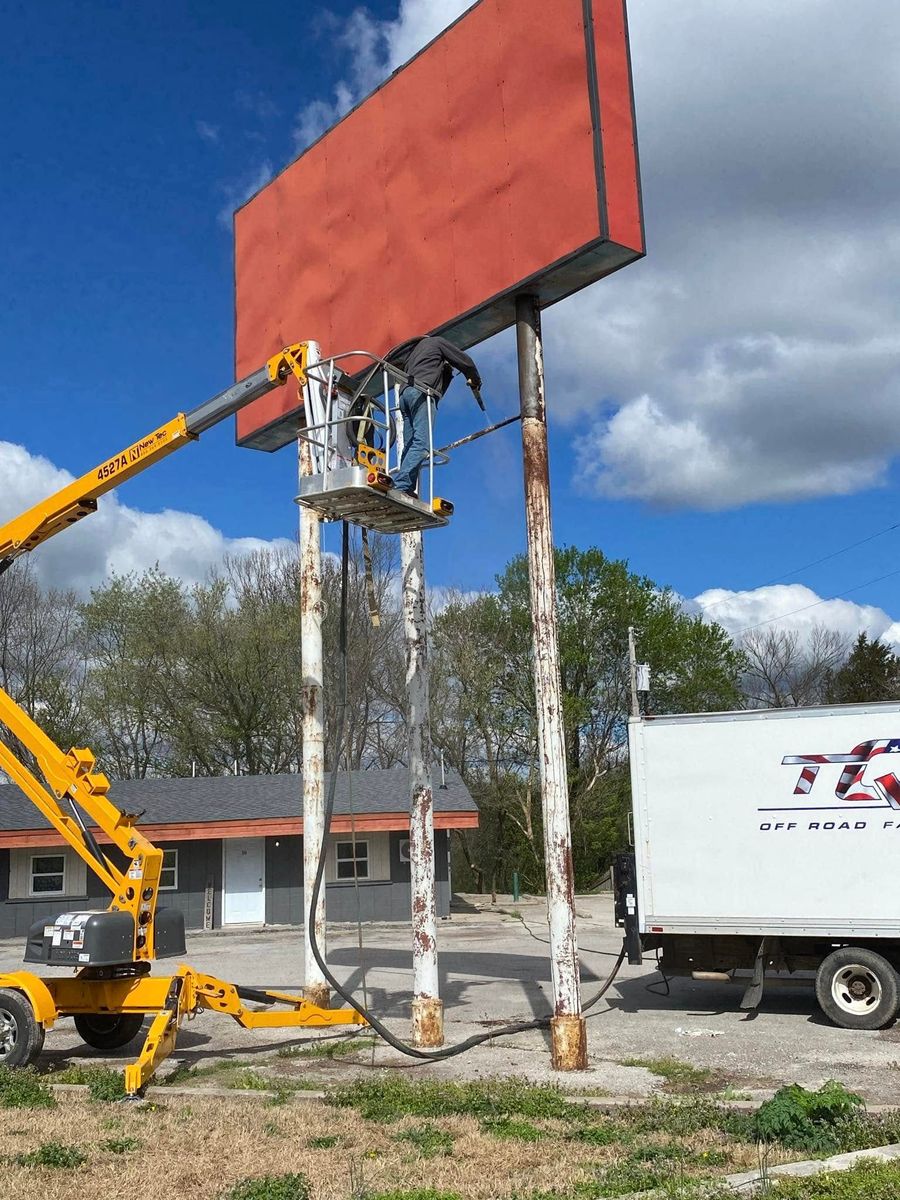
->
<box><xmin>222</xmin><ymin>838</ymin><xmax>265</xmax><ymax>925</ymax></box>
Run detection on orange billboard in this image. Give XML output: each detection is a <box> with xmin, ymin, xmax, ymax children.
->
<box><xmin>235</xmin><ymin>0</ymin><xmax>643</xmax><ymax>450</ymax></box>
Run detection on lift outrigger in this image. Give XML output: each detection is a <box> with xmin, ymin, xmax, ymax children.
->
<box><xmin>0</xmin><ymin>339</ymin><xmax>453</xmax><ymax>1092</ymax></box>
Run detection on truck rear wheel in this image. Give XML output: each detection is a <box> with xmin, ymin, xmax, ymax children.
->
<box><xmin>74</xmin><ymin>1012</ymin><xmax>145</xmax><ymax>1050</ymax></box>
<box><xmin>0</xmin><ymin>988</ymin><xmax>45</xmax><ymax>1068</ymax></box>
<box><xmin>816</xmin><ymin>948</ymin><xmax>900</xmax><ymax>1030</ymax></box>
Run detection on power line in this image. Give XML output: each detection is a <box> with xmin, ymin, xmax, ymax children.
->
<box><xmin>738</xmin><ymin>565</ymin><xmax>900</xmax><ymax>635</ymax></box>
<box><xmin>702</xmin><ymin>521</ymin><xmax>900</xmax><ymax>615</ymax></box>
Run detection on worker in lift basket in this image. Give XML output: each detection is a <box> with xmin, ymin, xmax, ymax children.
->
<box><xmin>389</xmin><ymin>335</ymin><xmax>482</xmax><ymax>497</ymax></box>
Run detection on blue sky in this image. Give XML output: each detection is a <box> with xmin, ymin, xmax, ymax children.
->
<box><xmin>1</xmin><ymin>0</ymin><xmax>899</xmax><ymax>647</ymax></box>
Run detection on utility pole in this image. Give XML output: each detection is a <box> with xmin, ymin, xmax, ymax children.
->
<box><xmin>516</xmin><ymin>293</ymin><xmax>586</xmax><ymax>1070</ymax></box>
<box><xmin>628</xmin><ymin>625</ymin><xmax>640</xmax><ymax>719</ymax></box>
<box><xmin>401</xmin><ymin>528</ymin><xmax>443</xmax><ymax>1046</ymax></box>
<box><xmin>299</xmin><ymin>436</ymin><xmax>329</xmax><ymax>1008</ymax></box>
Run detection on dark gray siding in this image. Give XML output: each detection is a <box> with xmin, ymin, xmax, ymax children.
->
<box><xmin>265</xmin><ymin>836</ymin><xmax>303</xmax><ymax>926</ymax></box>
<box><xmin>0</xmin><ymin>840</ymin><xmax>223</xmax><ymax>941</ymax></box>
<box><xmin>263</xmin><ymin>832</ymin><xmax>452</xmax><ymax>927</ymax></box>
<box><xmin>0</xmin><ymin>831</ymin><xmax>454</xmax><ymax>939</ymax></box>
<box><xmin>159</xmin><ymin>839</ymin><xmax>223</xmax><ymax>932</ymax></box>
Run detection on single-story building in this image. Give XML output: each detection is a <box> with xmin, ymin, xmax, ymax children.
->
<box><xmin>0</xmin><ymin>768</ymin><xmax>478</xmax><ymax>939</ymax></box>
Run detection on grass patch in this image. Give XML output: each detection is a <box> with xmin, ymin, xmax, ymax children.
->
<box><xmin>772</xmin><ymin>1160</ymin><xmax>900</xmax><ymax>1198</ymax></box>
<box><xmin>479</xmin><ymin>1116</ymin><xmax>546</xmax><ymax>1143</ymax></box>
<box><xmin>614</xmin><ymin>1095</ymin><xmax>755</xmax><ymax>1141</ymax></box>
<box><xmin>593</xmin><ymin>1160</ymin><xmax>668</xmax><ymax>1195</ymax></box>
<box><xmin>621</xmin><ymin>1057</ymin><xmax>717</xmax><ymax>1092</ymax></box>
<box><xmin>306</xmin><ymin>1134</ymin><xmax>339</xmax><ymax>1149</ymax></box>
<box><xmin>361</xmin><ymin>1193</ymin><xmax>463</xmax><ymax>1200</ymax></box>
<box><xmin>102</xmin><ymin>1135</ymin><xmax>141</xmax><ymax>1154</ymax></box>
<box><xmin>278</xmin><ymin>1037</ymin><xmax>375</xmax><ymax>1060</ymax></box>
<box><xmin>0</xmin><ymin>1065</ymin><xmax>55</xmax><ymax>1109</ymax></box>
<box><xmin>161</xmin><ymin>1058</ymin><xmax>256</xmax><ymax>1086</ymax></box>
<box><xmin>50</xmin><ymin>1065</ymin><xmax>126</xmax><ymax>1101</ymax></box>
<box><xmin>396</xmin><ymin>1124</ymin><xmax>455</xmax><ymax>1157</ymax></box>
<box><xmin>329</xmin><ymin>1077</ymin><xmax>579</xmax><ymax>1124</ymax></box>
<box><xmin>14</xmin><ymin>1140</ymin><xmax>87</xmax><ymax>1169</ymax></box>
<box><xmin>567</xmin><ymin>1122</ymin><xmax>623</xmax><ymax>1147</ymax></box>
<box><xmin>220</xmin><ymin>1175</ymin><xmax>311</xmax><ymax>1200</ymax></box>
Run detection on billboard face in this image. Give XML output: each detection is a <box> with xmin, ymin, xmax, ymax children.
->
<box><xmin>235</xmin><ymin>0</ymin><xmax>643</xmax><ymax>450</ymax></box>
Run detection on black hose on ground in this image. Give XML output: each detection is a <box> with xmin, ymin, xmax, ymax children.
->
<box><xmin>305</xmin><ymin>521</ymin><xmax>625</xmax><ymax>1060</ymax></box>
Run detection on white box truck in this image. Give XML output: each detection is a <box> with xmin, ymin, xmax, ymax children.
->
<box><xmin>616</xmin><ymin>701</ymin><xmax>900</xmax><ymax>1030</ymax></box>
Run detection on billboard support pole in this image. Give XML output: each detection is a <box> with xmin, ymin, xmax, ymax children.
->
<box><xmin>401</xmin><ymin>528</ymin><xmax>444</xmax><ymax>1047</ymax></box>
<box><xmin>516</xmin><ymin>293</ymin><xmax>587</xmax><ymax>1070</ymax></box>
<box><xmin>299</xmin><ymin>437</ymin><xmax>329</xmax><ymax>1009</ymax></box>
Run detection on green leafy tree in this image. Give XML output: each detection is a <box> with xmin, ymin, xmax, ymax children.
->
<box><xmin>435</xmin><ymin>546</ymin><xmax>744</xmax><ymax>891</ymax></box>
<box><xmin>826</xmin><ymin>632</ymin><xmax>900</xmax><ymax>704</ymax></box>
<box><xmin>79</xmin><ymin>569</ymin><xmax>189</xmax><ymax>777</ymax></box>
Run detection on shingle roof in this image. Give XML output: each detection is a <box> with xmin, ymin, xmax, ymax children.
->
<box><xmin>0</xmin><ymin>767</ymin><xmax>476</xmax><ymax>832</ymax></box>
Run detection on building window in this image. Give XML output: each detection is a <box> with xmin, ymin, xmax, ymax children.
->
<box><xmin>29</xmin><ymin>854</ymin><xmax>65</xmax><ymax>896</ymax></box>
<box><xmin>159</xmin><ymin>849</ymin><xmax>178</xmax><ymax>891</ymax></box>
<box><xmin>335</xmin><ymin>840</ymin><xmax>369</xmax><ymax>880</ymax></box>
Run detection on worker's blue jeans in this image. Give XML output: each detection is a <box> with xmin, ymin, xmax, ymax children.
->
<box><xmin>391</xmin><ymin>385</ymin><xmax>435</xmax><ymax>496</ymax></box>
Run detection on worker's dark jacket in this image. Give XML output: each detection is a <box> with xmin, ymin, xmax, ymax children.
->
<box><xmin>404</xmin><ymin>336</ymin><xmax>481</xmax><ymax>399</ymax></box>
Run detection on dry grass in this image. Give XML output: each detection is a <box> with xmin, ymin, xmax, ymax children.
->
<box><xmin>0</xmin><ymin>1093</ymin><xmax>786</xmax><ymax>1200</ymax></box>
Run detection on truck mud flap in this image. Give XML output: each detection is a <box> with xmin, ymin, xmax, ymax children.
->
<box><xmin>740</xmin><ymin>938</ymin><xmax>767</xmax><ymax>1010</ymax></box>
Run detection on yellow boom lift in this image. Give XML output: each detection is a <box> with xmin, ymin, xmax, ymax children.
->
<box><xmin>0</xmin><ymin>342</ymin><xmax>382</xmax><ymax>1094</ymax></box>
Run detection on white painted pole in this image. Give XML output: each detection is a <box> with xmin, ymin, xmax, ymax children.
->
<box><xmin>299</xmin><ymin>435</ymin><xmax>329</xmax><ymax>1008</ymax></box>
<box><xmin>401</xmin><ymin>528</ymin><xmax>443</xmax><ymax>1046</ymax></box>
<box><xmin>516</xmin><ymin>293</ymin><xmax>586</xmax><ymax>1070</ymax></box>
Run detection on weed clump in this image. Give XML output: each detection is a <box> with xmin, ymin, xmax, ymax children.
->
<box><xmin>15</xmin><ymin>1140</ymin><xmax>87</xmax><ymax>1169</ymax></box>
<box><xmin>479</xmin><ymin>1116</ymin><xmax>545</xmax><ymax>1142</ymax></box>
<box><xmin>305</xmin><ymin>1134</ymin><xmax>337</xmax><ymax>1148</ymax></box>
<box><xmin>52</xmin><ymin>1064</ymin><xmax>126</xmax><ymax>1101</ymax></box>
<box><xmin>396</xmin><ymin>1124</ymin><xmax>455</xmax><ymax>1157</ymax></box>
<box><xmin>220</xmin><ymin>1174</ymin><xmax>311</xmax><ymax>1200</ymax></box>
<box><xmin>102</xmin><ymin>1135</ymin><xmax>141</xmax><ymax>1154</ymax></box>
<box><xmin>753</xmin><ymin>1081</ymin><xmax>863</xmax><ymax>1153</ymax></box>
<box><xmin>0</xmin><ymin>1066</ymin><xmax>55</xmax><ymax>1109</ymax></box>
<box><xmin>360</xmin><ymin>1193</ymin><xmax>463</xmax><ymax>1200</ymax></box>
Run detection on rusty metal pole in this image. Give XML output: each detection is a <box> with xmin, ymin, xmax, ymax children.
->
<box><xmin>299</xmin><ymin>437</ymin><xmax>329</xmax><ymax>1008</ymax></box>
<box><xmin>516</xmin><ymin>293</ymin><xmax>586</xmax><ymax>1070</ymax></box>
<box><xmin>400</xmin><ymin>528</ymin><xmax>443</xmax><ymax>1046</ymax></box>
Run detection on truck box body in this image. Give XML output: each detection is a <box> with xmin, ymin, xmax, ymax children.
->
<box><xmin>628</xmin><ymin>703</ymin><xmax>900</xmax><ymax>941</ymax></box>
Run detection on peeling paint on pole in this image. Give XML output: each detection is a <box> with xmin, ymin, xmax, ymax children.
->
<box><xmin>401</xmin><ymin>528</ymin><xmax>443</xmax><ymax>1046</ymax></box>
<box><xmin>299</xmin><ymin>434</ymin><xmax>329</xmax><ymax>1009</ymax></box>
<box><xmin>516</xmin><ymin>294</ymin><xmax>586</xmax><ymax>1069</ymax></box>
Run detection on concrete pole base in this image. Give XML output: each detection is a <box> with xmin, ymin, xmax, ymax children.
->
<box><xmin>412</xmin><ymin>997</ymin><xmax>444</xmax><ymax>1048</ymax></box>
<box><xmin>303</xmin><ymin>984</ymin><xmax>331</xmax><ymax>1010</ymax></box>
<box><xmin>550</xmin><ymin>1014</ymin><xmax>588</xmax><ymax>1070</ymax></box>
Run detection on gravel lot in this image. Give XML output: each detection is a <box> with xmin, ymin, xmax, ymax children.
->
<box><xmin>3</xmin><ymin>894</ymin><xmax>900</xmax><ymax>1103</ymax></box>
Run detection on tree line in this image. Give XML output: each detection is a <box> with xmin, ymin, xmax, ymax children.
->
<box><xmin>0</xmin><ymin>538</ymin><xmax>895</xmax><ymax>894</ymax></box>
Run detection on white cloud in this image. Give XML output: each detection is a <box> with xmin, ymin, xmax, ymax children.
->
<box><xmin>195</xmin><ymin>120</ymin><xmax>220</xmax><ymax>143</ymax></box>
<box><xmin>218</xmin><ymin>160</ymin><xmax>274</xmax><ymax>229</ymax></box>
<box><xmin>0</xmin><ymin>441</ymin><xmax>293</xmax><ymax>596</ymax></box>
<box><xmin>292</xmin><ymin>1</ymin><xmax>472</xmax><ymax>151</ymax></box>
<box><xmin>689</xmin><ymin>584</ymin><xmax>900</xmax><ymax>649</ymax></box>
<box><xmin>538</xmin><ymin>0</ymin><xmax>900</xmax><ymax>510</ymax></box>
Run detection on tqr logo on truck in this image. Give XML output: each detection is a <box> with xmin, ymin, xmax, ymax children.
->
<box><xmin>762</xmin><ymin>738</ymin><xmax>900</xmax><ymax>831</ymax></box>
<box><xmin>783</xmin><ymin>739</ymin><xmax>900</xmax><ymax>809</ymax></box>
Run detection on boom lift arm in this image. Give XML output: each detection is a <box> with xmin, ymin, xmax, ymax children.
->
<box><xmin>0</xmin><ymin>341</ymin><xmax>365</xmax><ymax>1091</ymax></box>
<box><xmin>0</xmin><ymin>343</ymin><xmax>311</xmax><ymax>574</ymax></box>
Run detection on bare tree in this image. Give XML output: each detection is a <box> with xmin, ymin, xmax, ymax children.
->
<box><xmin>742</xmin><ymin>624</ymin><xmax>848</xmax><ymax>708</ymax></box>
